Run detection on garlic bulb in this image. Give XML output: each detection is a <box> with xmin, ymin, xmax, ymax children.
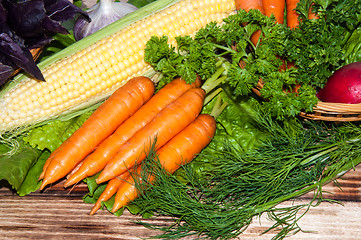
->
<box><xmin>73</xmin><ymin>0</ymin><xmax>137</xmax><ymax>41</ymax></box>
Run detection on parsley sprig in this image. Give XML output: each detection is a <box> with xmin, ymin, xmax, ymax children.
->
<box><xmin>145</xmin><ymin>0</ymin><xmax>361</xmax><ymax>120</ymax></box>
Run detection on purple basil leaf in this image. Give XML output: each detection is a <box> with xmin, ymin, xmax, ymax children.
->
<box><xmin>0</xmin><ymin>31</ymin><xmax>45</xmax><ymax>82</ymax></box>
<box><xmin>0</xmin><ymin>3</ymin><xmax>6</xmax><ymax>23</ymax></box>
<box><xmin>0</xmin><ymin>0</ymin><xmax>88</xmax><ymax>85</ymax></box>
<box><xmin>25</xmin><ymin>36</ymin><xmax>53</xmax><ymax>50</ymax></box>
<box><xmin>2</xmin><ymin>0</ymin><xmax>88</xmax><ymax>46</ymax></box>
<box><xmin>40</xmin><ymin>15</ymin><xmax>69</xmax><ymax>35</ymax></box>
<box><xmin>44</xmin><ymin>0</ymin><xmax>90</xmax><ymax>22</ymax></box>
<box><xmin>0</xmin><ymin>62</ymin><xmax>13</xmax><ymax>85</ymax></box>
<box><xmin>2</xmin><ymin>0</ymin><xmax>47</xmax><ymax>40</ymax></box>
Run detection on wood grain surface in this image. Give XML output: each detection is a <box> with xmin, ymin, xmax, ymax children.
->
<box><xmin>1</xmin><ymin>164</ymin><xmax>360</xmax><ymax>240</ymax></box>
<box><xmin>1</xmin><ymin>1</ymin><xmax>360</xmax><ymax>239</ymax></box>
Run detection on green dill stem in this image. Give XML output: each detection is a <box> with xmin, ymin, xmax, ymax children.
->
<box><xmin>254</xmin><ymin>140</ymin><xmax>361</xmax><ymax>215</ymax></box>
<box><xmin>300</xmin><ymin>145</ymin><xmax>339</xmax><ymax>166</ymax></box>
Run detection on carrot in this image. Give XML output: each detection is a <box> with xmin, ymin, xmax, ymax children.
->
<box><xmin>263</xmin><ymin>0</ymin><xmax>285</xmax><ymax>24</ymax></box>
<box><xmin>90</xmin><ymin>171</ymin><xmax>130</xmax><ymax>215</ymax></box>
<box><xmin>308</xmin><ymin>2</ymin><xmax>319</xmax><ymax>20</ymax></box>
<box><xmin>63</xmin><ymin>77</ymin><xmax>201</xmax><ymax>188</ymax></box>
<box><xmin>235</xmin><ymin>0</ymin><xmax>264</xmax><ymax>13</ymax></box>
<box><xmin>38</xmin><ymin>145</ymin><xmax>63</xmax><ymax>180</ymax></box>
<box><xmin>39</xmin><ymin>76</ymin><xmax>155</xmax><ymax>190</ymax></box>
<box><xmin>96</xmin><ymin>87</ymin><xmax>206</xmax><ymax>184</ymax></box>
<box><xmin>110</xmin><ymin>168</ymin><xmax>142</xmax><ymax>213</ymax></box>
<box><xmin>38</xmin><ymin>153</ymin><xmax>53</xmax><ymax>180</ymax></box>
<box><xmin>235</xmin><ymin>0</ymin><xmax>265</xmax><ymax>47</ymax></box>
<box><xmin>66</xmin><ymin>158</ymin><xmax>85</xmax><ymax>180</ymax></box>
<box><xmin>156</xmin><ymin>114</ymin><xmax>216</xmax><ymax>173</ymax></box>
<box><xmin>286</xmin><ymin>0</ymin><xmax>300</xmax><ymax>29</ymax></box>
<box><xmin>111</xmin><ymin>114</ymin><xmax>217</xmax><ymax>213</ymax></box>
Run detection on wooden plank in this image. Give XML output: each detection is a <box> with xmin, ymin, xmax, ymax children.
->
<box><xmin>1</xmin><ymin>165</ymin><xmax>360</xmax><ymax>239</ymax></box>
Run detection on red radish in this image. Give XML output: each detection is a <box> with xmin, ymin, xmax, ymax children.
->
<box><xmin>317</xmin><ymin>62</ymin><xmax>361</xmax><ymax>104</ymax></box>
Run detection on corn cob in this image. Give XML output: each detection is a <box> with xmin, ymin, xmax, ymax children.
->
<box><xmin>0</xmin><ymin>0</ymin><xmax>236</xmax><ymax>132</ymax></box>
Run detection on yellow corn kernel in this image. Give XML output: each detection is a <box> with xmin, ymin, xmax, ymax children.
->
<box><xmin>0</xmin><ymin>0</ymin><xmax>236</xmax><ymax>131</ymax></box>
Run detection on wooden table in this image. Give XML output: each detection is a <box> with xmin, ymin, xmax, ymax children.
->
<box><xmin>1</xmin><ymin>165</ymin><xmax>361</xmax><ymax>240</ymax></box>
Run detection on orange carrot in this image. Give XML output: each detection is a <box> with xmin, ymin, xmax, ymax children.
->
<box><xmin>235</xmin><ymin>0</ymin><xmax>265</xmax><ymax>46</ymax></box>
<box><xmin>96</xmin><ymin>87</ymin><xmax>206</xmax><ymax>184</ymax></box>
<box><xmin>156</xmin><ymin>114</ymin><xmax>216</xmax><ymax>173</ymax></box>
<box><xmin>110</xmin><ymin>169</ymin><xmax>141</xmax><ymax>213</ymax></box>
<box><xmin>63</xmin><ymin>77</ymin><xmax>201</xmax><ymax>188</ymax></box>
<box><xmin>263</xmin><ymin>0</ymin><xmax>285</xmax><ymax>24</ymax></box>
<box><xmin>111</xmin><ymin>114</ymin><xmax>217</xmax><ymax>213</ymax></box>
<box><xmin>66</xmin><ymin>158</ymin><xmax>85</xmax><ymax>180</ymax></box>
<box><xmin>235</xmin><ymin>0</ymin><xmax>264</xmax><ymax>13</ymax></box>
<box><xmin>286</xmin><ymin>0</ymin><xmax>300</xmax><ymax>29</ymax></box>
<box><xmin>40</xmin><ymin>76</ymin><xmax>155</xmax><ymax>190</ymax></box>
<box><xmin>90</xmin><ymin>171</ymin><xmax>130</xmax><ymax>215</ymax></box>
<box><xmin>38</xmin><ymin>145</ymin><xmax>63</xmax><ymax>180</ymax></box>
<box><xmin>308</xmin><ymin>2</ymin><xmax>319</xmax><ymax>20</ymax></box>
<box><xmin>38</xmin><ymin>153</ymin><xmax>53</xmax><ymax>180</ymax></box>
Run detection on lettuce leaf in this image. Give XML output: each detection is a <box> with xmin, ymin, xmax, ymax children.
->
<box><xmin>344</xmin><ymin>27</ymin><xmax>361</xmax><ymax>64</ymax></box>
<box><xmin>0</xmin><ymin>140</ymin><xmax>42</xmax><ymax>192</ymax></box>
<box><xmin>0</xmin><ymin>110</ymin><xmax>92</xmax><ymax>195</ymax></box>
<box><xmin>23</xmin><ymin>111</ymin><xmax>92</xmax><ymax>152</ymax></box>
<box><xmin>17</xmin><ymin>150</ymin><xmax>50</xmax><ymax>196</ymax></box>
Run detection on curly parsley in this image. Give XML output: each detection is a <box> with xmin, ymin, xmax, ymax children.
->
<box><xmin>144</xmin><ymin>0</ymin><xmax>361</xmax><ymax>120</ymax></box>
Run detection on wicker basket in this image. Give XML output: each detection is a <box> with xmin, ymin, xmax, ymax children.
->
<box><xmin>253</xmin><ymin>80</ymin><xmax>361</xmax><ymax>122</ymax></box>
<box><xmin>299</xmin><ymin>103</ymin><xmax>361</xmax><ymax>122</ymax></box>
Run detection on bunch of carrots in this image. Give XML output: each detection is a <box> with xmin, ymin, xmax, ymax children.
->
<box><xmin>236</xmin><ymin>0</ymin><xmax>319</xmax><ymax>46</ymax></box>
<box><xmin>39</xmin><ymin>76</ymin><xmax>216</xmax><ymax>214</ymax></box>
<box><xmin>38</xmin><ymin>0</ymin><xmax>318</xmax><ymax>215</ymax></box>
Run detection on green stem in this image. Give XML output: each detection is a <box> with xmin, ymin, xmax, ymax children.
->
<box><xmin>201</xmin><ymin>67</ymin><xmax>227</xmax><ymax>94</ymax></box>
<box><xmin>254</xmin><ymin>144</ymin><xmax>361</xmax><ymax>215</ymax></box>
<box><xmin>204</xmin><ymin>88</ymin><xmax>222</xmax><ymax>106</ymax></box>
<box><xmin>209</xmin><ymin>94</ymin><xmax>228</xmax><ymax>119</ymax></box>
<box><xmin>300</xmin><ymin>145</ymin><xmax>339</xmax><ymax>166</ymax></box>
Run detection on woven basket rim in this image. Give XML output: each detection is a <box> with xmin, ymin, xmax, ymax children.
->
<box><xmin>253</xmin><ymin>80</ymin><xmax>361</xmax><ymax>122</ymax></box>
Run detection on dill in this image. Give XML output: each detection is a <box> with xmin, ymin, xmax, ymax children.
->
<box><xmin>131</xmin><ymin>113</ymin><xmax>361</xmax><ymax>240</ymax></box>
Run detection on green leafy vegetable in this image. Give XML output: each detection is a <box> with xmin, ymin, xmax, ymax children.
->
<box><xmin>145</xmin><ymin>0</ymin><xmax>361</xmax><ymax>120</ymax></box>
<box><xmin>0</xmin><ymin>140</ymin><xmax>42</xmax><ymax>192</ymax></box>
<box><xmin>343</xmin><ymin>28</ymin><xmax>361</xmax><ymax>64</ymax></box>
<box><xmin>127</xmin><ymin>0</ymin><xmax>157</xmax><ymax>8</ymax></box>
<box><xmin>23</xmin><ymin>111</ymin><xmax>92</xmax><ymax>152</ymax></box>
<box><xmin>17</xmin><ymin>150</ymin><xmax>50</xmax><ymax>196</ymax></box>
<box><xmin>0</xmin><ymin>110</ymin><xmax>92</xmax><ymax>194</ymax></box>
<box><xmin>131</xmin><ymin>113</ymin><xmax>361</xmax><ymax>240</ymax></box>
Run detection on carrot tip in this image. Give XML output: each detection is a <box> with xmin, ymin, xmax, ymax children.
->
<box><xmin>63</xmin><ymin>182</ymin><xmax>71</xmax><ymax>188</ymax></box>
<box><xmin>38</xmin><ymin>171</ymin><xmax>45</xmax><ymax>180</ymax></box>
<box><xmin>90</xmin><ymin>206</ymin><xmax>100</xmax><ymax>215</ymax></box>
<box><xmin>95</xmin><ymin>177</ymin><xmax>104</xmax><ymax>185</ymax></box>
<box><xmin>39</xmin><ymin>180</ymin><xmax>48</xmax><ymax>190</ymax></box>
<box><xmin>63</xmin><ymin>178</ymin><xmax>78</xmax><ymax>188</ymax></box>
<box><xmin>111</xmin><ymin>205</ymin><xmax>120</xmax><ymax>213</ymax></box>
